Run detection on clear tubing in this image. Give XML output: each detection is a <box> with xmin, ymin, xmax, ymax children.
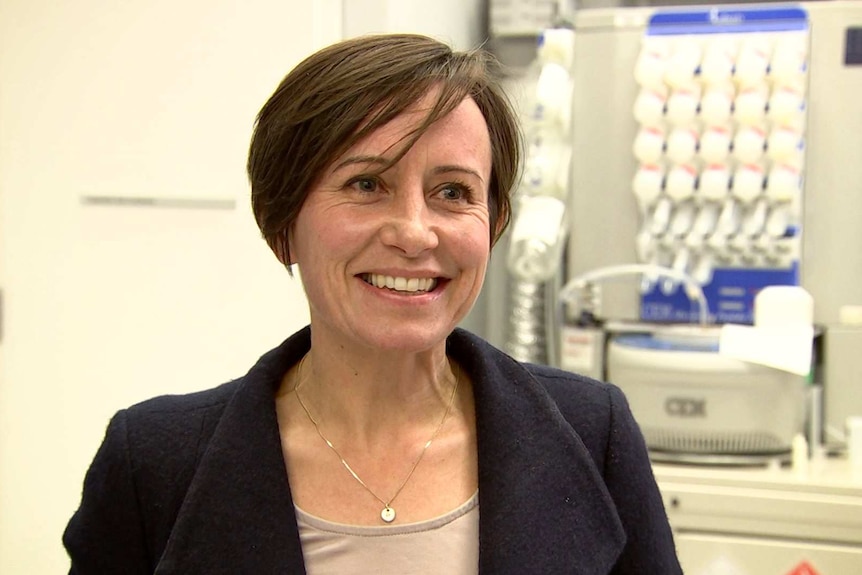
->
<box><xmin>559</xmin><ymin>264</ymin><xmax>711</xmax><ymax>326</ymax></box>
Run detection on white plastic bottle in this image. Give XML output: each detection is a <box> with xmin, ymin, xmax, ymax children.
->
<box><xmin>508</xmin><ymin>28</ymin><xmax>575</xmax><ymax>283</ymax></box>
<box><xmin>508</xmin><ymin>195</ymin><xmax>568</xmax><ymax>281</ymax></box>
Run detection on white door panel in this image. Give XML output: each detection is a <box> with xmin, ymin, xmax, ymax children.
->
<box><xmin>0</xmin><ymin>0</ymin><xmax>333</xmax><ymax>571</ymax></box>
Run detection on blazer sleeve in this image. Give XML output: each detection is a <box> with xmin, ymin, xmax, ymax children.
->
<box><xmin>604</xmin><ymin>385</ymin><xmax>683</xmax><ymax>575</ymax></box>
<box><xmin>63</xmin><ymin>410</ymin><xmax>151</xmax><ymax>575</ymax></box>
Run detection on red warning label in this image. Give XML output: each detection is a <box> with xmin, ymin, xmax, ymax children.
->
<box><xmin>786</xmin><ymin>561</ymin><xmax>821</xmax><ymax>575</ymax></box>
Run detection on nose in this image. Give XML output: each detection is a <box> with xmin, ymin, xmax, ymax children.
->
<box><xmin>379</xmin><ymin>192</ymin><xmax>439</xmax><ymax>257</ymax></box>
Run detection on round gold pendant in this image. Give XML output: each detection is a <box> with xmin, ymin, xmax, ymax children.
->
<box><xmin>381</xmin><ymin>506</ymin><xmax>396</xmax><ymax>523</ymax></box>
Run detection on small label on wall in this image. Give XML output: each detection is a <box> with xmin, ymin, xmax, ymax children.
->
<box><xmin>80</xmin><ymin>195</ymin><xmax>236</xmax><ymax>210</ymax></box>
<box><xmin>846</xmin><ymin>28</ymin><xmax>862</xmax><ymax>65</ymax></box>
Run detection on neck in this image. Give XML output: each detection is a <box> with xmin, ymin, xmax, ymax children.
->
<box><xmin>291</xmin><ymin>337</ymin><xmax>458</xmax><ymax>445</ymax></box>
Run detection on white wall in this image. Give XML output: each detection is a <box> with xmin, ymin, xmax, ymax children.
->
<box><xmin>0</xmin><ymin>0</ymin><xmax>341</xmax><ymax>572</ymax></box>
<box><xmin>0</xmin><ymin>0</ymin><xmax>486</xmax><ymax>572</ymax></box>
<box><xmin>0</xmin><ymin>0</ymin><xmax>483</xmax><ymax>575</ymax></box>
<box><xmin>343</xmin><ymin>0</ymin><xmax>485</xmax><ymax>50</ymax></box>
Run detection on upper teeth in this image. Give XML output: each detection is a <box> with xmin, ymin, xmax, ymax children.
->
<box><xmin>365</xmin><ymin>274</ymin><xmax>438</xmax><ymax>292</ymax></box>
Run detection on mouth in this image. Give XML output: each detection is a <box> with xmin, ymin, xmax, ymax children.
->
<box><xmin>360</xmin><ymin>273</ymin><xmax>441</xmax><ymax>294</ymax></box>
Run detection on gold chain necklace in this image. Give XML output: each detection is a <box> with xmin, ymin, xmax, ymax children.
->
<box><xmin>294</xmin><ymin>355</ymin><xmax>460</xmax><ymax>524</ymax></box>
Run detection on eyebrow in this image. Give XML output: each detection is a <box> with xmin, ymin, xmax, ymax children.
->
<box><xmin>332</xmin><ymin>156</ymin><xmax>486</xmax><ymax>185</ymax></box>
<box><xmin>332</xmin><ymin>155</ymin><xmax>389</xmax><ymax>173</ymax></box>
<box><xmin>432</xmin><ymin>165</ymin><xmax>486</xmax><ymax>185</ymax></box>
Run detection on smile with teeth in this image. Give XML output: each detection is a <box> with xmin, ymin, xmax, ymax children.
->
<box><xmin>362</xmin><ymin>273</ymin><xmax>439</xmax><ymax>293</ymax></box>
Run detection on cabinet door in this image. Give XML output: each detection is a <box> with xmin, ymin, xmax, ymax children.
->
<box><xmin>677</xmin><ymin>532</ymin><xmax>862</xmax><ymax>574</ymax></box>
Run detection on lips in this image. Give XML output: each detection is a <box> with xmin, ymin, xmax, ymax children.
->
<box><xmin>361</xmin><ymin>273</ymin><xmax>439</xmax><ymax>293</ymax></box>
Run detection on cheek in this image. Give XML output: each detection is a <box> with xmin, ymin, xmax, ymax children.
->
<box><xmin>291</xmin><ymin>210</ymin><xmax>332</xmax><ymax>260</ymax></box>
<box><xmin>454</xmin><ymin>225</ymin><xmax>492</xmax><ymax>272</ymax></box>
<box><xmin>468</xmin><ymin>213</ymin><xmax>493</xmax><ymax>252</ymax></box>
<box><xmin>293</xmin><ymin>212</ymin><xmax>368</xmax><ymax>278</ymax></box>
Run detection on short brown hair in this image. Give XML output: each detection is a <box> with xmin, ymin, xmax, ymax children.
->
<box><xmin>247</xmin><ymin>33</ymin><xmax>521</xmax><ymax>265</ymax></box>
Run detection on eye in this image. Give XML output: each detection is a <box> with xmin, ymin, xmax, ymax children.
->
<box><xmin>437</xmin><ymin>182</ymin><xmax>473</xmax><ymax>202</ymax></box>
<box><xmin>348</xmin><ymin>177</ymin><xmax>380</xmax><ymax>193</ymax></box>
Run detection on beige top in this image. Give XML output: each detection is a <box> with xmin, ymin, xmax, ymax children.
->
<box><xmin>295</xmin><ymin>492</ymin><xmax>480</xmax><ymax>575</ymax></box>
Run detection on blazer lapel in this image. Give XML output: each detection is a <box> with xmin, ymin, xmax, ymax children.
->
<box><xmin>448</xmin><ymin>330</ymin><xmax>626</xmax><ymax>575</ymax></box>
<box><xmin>154</xmin><ymin>327</ymin><xmax>625</xmax><ymax>574</ymax></box>
<box><xmin>155</xmin><ymin>331</ymin><xmax>311</xmax><ymax>574</ymax></box>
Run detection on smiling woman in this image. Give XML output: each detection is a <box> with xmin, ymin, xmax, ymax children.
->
<box><xmin>290</xmin><ymin>92</ymin><xmax>493</xmax><ymax>353</ymax></box>
<box><xmin>63</xmin><ymin>34</ymin><xmax>683</xmax><ymax>574</ymax></box>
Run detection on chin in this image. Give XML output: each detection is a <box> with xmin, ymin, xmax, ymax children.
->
<box><xmin>359</xmin><ymin>325</ymin><xmax>454</xmax><ymax>354</ymax></box>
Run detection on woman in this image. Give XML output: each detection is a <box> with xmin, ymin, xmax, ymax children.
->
<box><xmin>64</xmin><ymin>34</ymin><xmax>682</xmax><ymax>574</ymax></box>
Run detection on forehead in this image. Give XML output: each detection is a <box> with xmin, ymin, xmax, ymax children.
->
<box><xmin>333</xmin><ymin>94</ymin><xmax>492</xmax><ymax>171</ymax></box>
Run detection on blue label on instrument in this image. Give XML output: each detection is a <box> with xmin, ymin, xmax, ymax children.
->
<box><xmin>613</xmin><ymin>333</ymin><xmax>720</xmax><ymax>353</ymax></box>
<box><xmin>640</xmin><ymin>263</ymin><xmax>800</xmax><ymax>325</ymax></box>
<box><xmin>647</xmin><ymin>5</ymin><xmax>808</xmax><ymax>35</ymax></box>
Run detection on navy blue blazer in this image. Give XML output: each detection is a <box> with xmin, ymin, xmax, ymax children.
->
<box><xmin>64</xmin><ymin>327</ymin><xmax>682</xmax><ymax>574</ymax></box>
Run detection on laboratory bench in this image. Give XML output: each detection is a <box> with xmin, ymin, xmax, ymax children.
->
<box><xmin>654</xmin><ymin>458</ymin><xmax>862</xmax><ymax>574</ymax></box>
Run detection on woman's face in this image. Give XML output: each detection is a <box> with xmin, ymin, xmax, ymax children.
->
<box><xmin>289</xmin><ymin>94</ymin><xmax>493</xmax><ymax>353</ymax></box>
